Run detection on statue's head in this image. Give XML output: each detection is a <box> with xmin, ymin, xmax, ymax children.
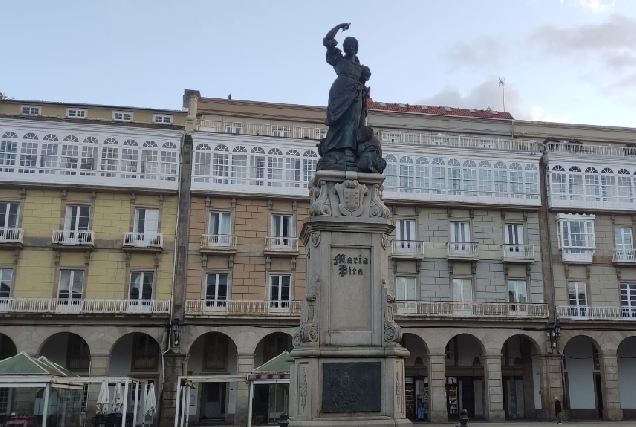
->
<box><xmin>343</xmin><ymin>37</ymin><xmax>358</xmax><ymax>56</ymax></box>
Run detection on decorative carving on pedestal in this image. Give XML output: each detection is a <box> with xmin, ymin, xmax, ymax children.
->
<box><xmin>311</xmin><ymin>232</ymin><xmax>321</xmax><ymax>247</ymax></box>
<box><xmin>369</xmin><ymin>184</ymin><xmax>391</xmax><ymax>219</ymax></box>
<box><xmin>381</xmin><ymin>234</ymin><xmax>389</xmax><ymax>250</ymax></box>
<box><xmin>395</xmin><ymin>361</ymin><xmax>404</xmax><ymax>414</ymax></box>
<box><xmin>334</xmin><ymin>180</ymin><xmax>367</xmax><ymax>216</ymax></box>
<box><xmin>293</xmin><ymin>294</ymin><xmax>319</xmax><ymax>347</ymax></box>
<box><xmin>309</xmin><ymin>180</ymin><xmax>332</xmax><ymax>216</ymax></box>
<box><xmin>299</xmin><ymin>365</ymin><xmax>308</xmax><ymax>412</ymax></box>
<box><xmin>384</xmin><ymin>294</ymin><xmax>403</xmax><ymax>343</ymax></box>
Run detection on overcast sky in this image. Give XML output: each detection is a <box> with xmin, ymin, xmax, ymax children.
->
<box><xmin>3</xmin><ymin>0</ymin><xmax>636</xmax><ymax>127</ymax></box>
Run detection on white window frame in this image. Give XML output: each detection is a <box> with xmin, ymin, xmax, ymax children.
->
<box><xmin>567</xmin><ymin>281</ymin><xmax>588</xmax><ymax>317</ymax></box>
<box><xmin>66</xmin><ymin>108</ymin><xmax>87</xmax><ymax>119</ymax></box>
<box><xmin>113</xmin><ymin>111</ymin><xmax>133</xmax><ymax>122</ymax></box>
<box><xmin>64</xmin><ymin>205</ymin><xmax>91</xmax><ymax>232</ymax></box>
<box><xmin>396</xmin><ymin>276</ymin><xmax>417</xmax><ymax>313</ymax></box>
<box><xmin>396</xmin><ymin>219</ymin><xmax>416</xmax><ymax>242</ymax></box>
<box><xmin>20</xmin><ymin>106</ymin><xmax>41</xmax><ymax>116</ymax></box>
<box><xmin>269</xmin><ymin>274</ymin><xmax>292</xmax><ymax>309</ymax></box>
<box><xmin>270</xmin><ymin>213</ymin><xmax>294</xmax><ymax>248</ymax></box>
<box><xmin>129</xmin><ymin>271</ymin><xmax>155</xmax><ymax>312</ymax></box>
<box><xmin>615</xmin><ymin>227</ymin><xmax>633</xmax><ymax>253</ymax></box>
<box><xmin>452</xmin><ymin>277</ymin><xmax>474</xmax><ymax>316</ymax></box>
<box><xmin>209</xmin><ymin>210</ymin><xmax>233</xmax><ymax>244</ymax></box>
<box><xmin>0</xmin><ymin>268</ymin><xmax>13</xmax><ymax>299</ymax></box>
<box><xmin>57</xmin><ymin>269</ymin><xmax>84</xmax><ymax>312</ymax></box>
<box><xmin>133</xmin><ymin>207</ymin><xmax>160</xmax><ymax>245</ymax></box>
<box><xmin>504</xmin><ymin>223</ymin><xmax>525</xmax><ymax>254</ymax></box>
<box><xmin>556</xmin><ymin>213</ymin><xmax>595</xmax><ymax>250</ymax></box>
<box><xmin>153</xmin><ymin>114</ymin><xmax>173</xmax><ymax>124</ymax></box>
<box><xmin>507</xmin><ymin>279</ymin><xmax>528</xmax><ymax>303</ymax></box>
<box><xmin>0</xmin><ymin>202</ymin><xmax>19</xmax><ymax>229</ymax></box>
<box><xmin>621</xmin><ymin>283</ymin><xmax>636</xmax><ymax>318</ymax></box>
<box><xmin>205</xmin><ymin>272</ymin><xmax>229</xmax><ymax>308</ymax></box>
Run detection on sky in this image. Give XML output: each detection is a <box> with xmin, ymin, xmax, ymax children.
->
<box><xmin>3</xmin><ymin>0</ymin><xmax>636</xmax><ymax>127</ymax></box>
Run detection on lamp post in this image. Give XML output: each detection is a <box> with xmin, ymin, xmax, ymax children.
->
<box><xmin>171</xmin><ymin>318</ymin><xmax>181</xmax><ymax>348</ymax></box>
<box><xmin>547</xmin><ymin>322</ymin><xmax>561</xmax><ymax>353</ymax></box>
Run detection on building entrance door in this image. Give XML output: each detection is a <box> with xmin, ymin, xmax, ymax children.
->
<box><xmin>200</xmin><ymin>383</ymin><xmax>225</xmax><ymax>421</ymax></box>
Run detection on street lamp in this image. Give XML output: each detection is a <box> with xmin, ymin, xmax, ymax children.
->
<box><xmin>171</xmin><ymin>318</ymin><xmax>181</xmax><ymax>347</ymax></box>
<box><xmin>547</xmin><ymin>323</ymin><xmax>561</xmax><ymax>353</ymax></box>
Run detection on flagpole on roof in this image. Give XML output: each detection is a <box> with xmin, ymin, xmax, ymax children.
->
<box><xmin>499</xmin><ymin>77</ymin><xmax>506</xmax><ymax>112</ymax></box>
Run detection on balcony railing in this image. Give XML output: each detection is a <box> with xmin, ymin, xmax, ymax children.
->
<box><xmin>52</xmin><ymin>230</ymin><xmax>94</xmax><ymax>246</ymax></box>
<box><xmin>502</xmin><ymin>244</ymin><xmax>535</xmax><ymax>261</ymax></box>
<box><xmin>123</xmin><ymin>232</ymin><xmax>163</xmax><ymax>249</ymax></box>
<box><xmin>68</xmin><ymin>355</ymin><xmax>90</xmax><ymax>371</ymax></box>
<box><xmin>557</xmin><ymin>305</ymin><xmax>636</xmax><ymax>320</ymax></box>
<box><xmin>561</xmin><ymin>247</ymin><xmax>594</xmax><ymax>263</ymax></box>
<box><xmin>396</xmin><ymin>301</ymin><xmax>548</xmax><ymax>318</ymax></box>
<box><xmin>546</xmin><ymin>141</ymin><xmax>636</xmax><ymax>157</ymax></box>
<box><xmin>201</xmin><ymin>234</ymin><xmax>237</xmax><ymax>250</ymax></box>
<box><xmin>0</xmin><ymin>228</ymin><xmax>23</xmax><ymax>244</ymax></box>
<box><xmin>613</xmin><ymin>248</ymin><xmax>636</xmax><ymax>263</ymax></box>
<box><xmin>197</xmin><ymin>120</ymin><xmax>327</xmax><ymax>140</ymax></box>
<box><xmin>380</xmin><ymin>130</ymin><xmax>539</xmax><ymax>152</ymax></box>
<box><xmin>265</xmin><ymin>236</ymin><xmax>299</xmax><ymax>252</ymax></box>
<box><xmin>185</xmin><ymin>299</ymin><xmax>302</xmax><ymax>316</ymax></box>
<box><xmin>391</xmin><ymin>240</ymin><xmax>425</xmax><ymax>258</ymax></box>
<box><xmin>447</xmin><ymin>242</ymin><xmax>479</xmax><ymax>258</ymax></box>
<box><xmin>0</xmin><ymin>298</ymin><xmax>171</xmax><ymax>314</ymax></box>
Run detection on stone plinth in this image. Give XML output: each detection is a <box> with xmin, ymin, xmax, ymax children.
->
<box><xmin>289</xmin><ymin>171</ymin><xmax>412</xmax><ymax>427</ymax></box>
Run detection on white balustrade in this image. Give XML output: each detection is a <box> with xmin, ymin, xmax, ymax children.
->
<box><xmin>613</xmin><ymin>248</ymin><xmax>636</xmax><ymax>263</ymax></box>
<box><xmin>447</xmin><ymin>242</ymin><xmax>479</xmax><ymax>258</ymax></box>
<box><xmin>561</xmin><ymin>247</ymin><xmax>594</xmax><ymax>263</ymax></box>
<box><xmin>546</xmin><ymin>141</ymin><xmax>636</xmax><ymax>157</ymax></box>
<box><xmin>381</xmin><ymin>130</ymin><xmax>539</xmax><ymax>152</ymax></box>
<box><xmin>502</xmin><ymin>244</ymin><xmax>535</xmax><ymax>261</ymax></box>
<box><xmin>52</xmin><ymin>230</ymin><xmax>95</xmax><ymax>246</ymax></box>
<box><xmin>197</xmin><ymin>120</ymin><xmax>327</xmax><ymax>140</ymax></box>
<box><xmin>0</xmin><ymin>228</ymin><xmax>23</xmax><ymax>244</ymax></box>
<box><xmin>556</xmin><ymin>305</ymin><xmax>636</xmax><ymax>320</ymax></box>
<box><xmin>395</xmin><ymin>301</ymin><xmax>548</xmax><ymax>318</ymax></box>
<box><xmin>265</xmin><ymin>236</ymin><xmax>299</xmax><ymax>252</ymax></box>
<box><xmin>123</xmin><ymin>232</ymin><xmax>163</xmax><ymax>249</ymax></box>
<box><xmin>0</xmin><ymin>298</ymin><xmax>170</xmax><ymax>314</ymax></box>
<box><xmin>185</xmin><ymin>299</ymin><xmax>302</xmax><ymax>316</ymax></box>
<box><xmin>201</xmin><ymin>234</ymin><xmax>237</xmax><ymax>250</ymax></box>
<box><xmin>391</xmin><ymin>240</ymin><xmax>425</xmax><ymax>257</ymax></box>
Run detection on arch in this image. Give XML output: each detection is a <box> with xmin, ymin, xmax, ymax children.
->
<box><xmin>109</xmin><ymin>332</ymin><xmax>161</xmax><ymax>376</ymax></box>
<box><xmin>162</xmin><ymin>142</ymin><xmax>177</xmax><ymax>149</ymax></box>
<box><xmin>617</xmin><ymin>336</ymin><xmax>636</xmax><ymax>413</ymax></box>
<box><xmin>123</xmin><ymin>139</ymin><xmax>138</xmax><ymax>146</ymax></box>
<box><xmin>1</xmin><ymin>132</ymin><xmax>17</xmax><ymax>139</ymax></box>
<box><xmin>445</xmin><ymin>333</ymin><xmax>486</xmax><ymax>359</ymax></box>
<box><xmin>286</xmin><ymin>149</ymin><xmax>300</xmax><ymax>156</ymax></box>
<box><xmin>187</xmin><ymin>331</ymin><xmax>239</xmax><ymax>375</ymax></box>
<box><xmin>214</xmin><ymin>144</ymin><xmax>229</xmax><ymax>152</ymax></box>
<box><xmin>40</xmin><ymin>332</ymin><xmax>91</xmax><ymax>373</ymax></box>
<box><xmin>401</xmin><ymin>333</ymin><xmax>430</xmax><ymax>371</ymax></box>
<box><xmin>0</xmin><ymin>333</ymin><xmax>17</xmax><ymax>360</ymax></box>
<box><xmin>563</xmin><ymin>335</ymin><xmax>602</xmax><ymax>416</ymax></box>
<box><xmin>103</xmin><ymin>137</ymin><xmax>118</xmax><ymax>145</ymax></box>
<box><xmin>24</xmin><ymin>132</ymin><xmax>38</xmax><ymax>140</ymax></box>
<box><xmin>63</xmin><ymin>135</ymin><xmax>78</xmax><ymax>142</ymax></box>
<box><xmin>254</xmin><ymin>332</ymin><xmax>293</xmax><ymax>368</ymax></box>
<box><xmin>83</xmin><ymin>136</ymin><xmax>98</xmax><ymax>144</ymax></box>
<box><xmin>500</xmin><ymin>334</ymin><xmax>542</xmax><ymax>419</ymax></box>
<box><xmin>234</xmin><ymin>145</ymin><xmax>247</xmax><ymax>153</ymax></box>
<box><xmin>143</xmin><ymin>140</ymin><xmax>158</xmax><ymax>148</ymax></box>
<box><xmin>303</xmin><ymin>150</ymin><xmax>317</xmax><ymax>158</ymax></box>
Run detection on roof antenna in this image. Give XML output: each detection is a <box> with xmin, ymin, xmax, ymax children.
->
<box><xmin>498</xmin><ymin>77</ymin><xmax>506</xmax><ymax>112</ymax></box>
<box><xmin>228</xmin><ymin>94</ymin><xmax>232</xmax><ymax>100</ymax></box>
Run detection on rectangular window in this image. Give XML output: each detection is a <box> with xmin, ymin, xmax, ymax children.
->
<box><xmin>415</xmin><ymin>161</ymin><xmax>429</xmax><ymax>194</ymax></box>
<box><xmin>559</xmin><ymin>219</ymin><xmax>595</xmax><ymax>252</ymax></box>
<box><xmin>271</xmin><ymin>126</ymin><xmax>291</xmax><ymax>138</ymax></box>
<box><xmin>621</xmin><ymin>283</ymin><xmax>636</xmax><ymax>318</ymax></box>
<box><xmin>399</xmin><ymin>162</ymin><xmax>414</xmax><ymax>192</ymax></box>
<box><xmin>209</xmin><ymin>211</ymin><xmax>232</xmax><ymax>235</ymax></box>
<box><xmin>129</xmin><ymin>271</ymin><xmax>154</xmax><ymax>301</ymax></box>
<box><xmin>615</xmin><ymin>227</ymin><xmax>633</xmax><ymax>257</ymax></box>
<box><xmin>0</xmin><ymin>202</ymin><xmax>19</xmax><ymax>230</ymax></box>
<box><xmin>396</xmin><ymin>219</ymin><xmax>416</xmax><ymax>242</ymax></box>
<box><xmin>132</xmin><ymin>208</ymin><xmax>160</xmax><ymax>246</ymax></box>
<box><xmin>153</xmin><ymin>114</ymin><xmax>173</xmax><ymax>124</ymax></box>
<box><xmin>66</xmin><ymin>109</ymin><xmax>86</xmax><ymax>118</ymax></box>
<box><xmin>271</xmin><ymin>214</ymin><xmax>293</xmax><ymax>247</ymax></box>
<box><xmin>205</xmin><ymin>273</ymin><xmax>228</xmax><ymax>307</ymax></box>
<box><xmin>396</xmin><ymin>276</ymin><xmax>417</xmax><ymax>301</ymax></box>
<box><xmin>58</xmin><ymin>270</ymin><xmax>84</xmax><ymax>310</ymax></box>
<box><xmin>203</xmin><ymin>333</ymin><xmax>228</xmax><ymax>371</ymax></box>
<box><xmin>231</xmin><ymin>152</ymin><xmax>248</xmax><ymax>185</ymax></box>
<box><xmin>113</xmin><ymin>111</ymin><xmax>133</xmax><ymax>122</ymax></box>
<box><xmin>20</xmin><ymin>106</ymin><xmax>40</xmax><ymax>116</ymax></box>
<box><xmin>504</xmin><ymin>223</ymin><xmax>525</xmax><ymax>254</ymax></box>
<box><xmin>269</xmin><ymin>274</ymin><xmax>291</xmax><ymax>308</ymax></box>
<box><xmin>285</xmin><ymin>155</ymin><xmax>301</xmax><ymax>188</ymax></box>
<box><xmin>132</xmin><ymin>334</ymin><xmax>159</xmax><ymax>371</ymax></box>
<box><xmin>224</xmin><ymin>122</ymin><xmax>243</xmax><ymax>134</ymax></box>
<box><xmin>0</xmin><ymin>268</ymin><xmax>13</xmax><ymax>298</ymax></box>
<box><xmin>64</xmin><ymin>205</ymin><xmax>91</xmax><ymax>231</ymax></box>
<box><xmin>568</xmin><ymin>281</ymin><xmax>587</xmax><ymax>316</ymax></box>
<box><xmin>452</xmin><ymin>278</ymin><xmax>473</xmax><ymax>303</ymax></box>
<box><xmin>450</xmin><ymin>221</ymin><xmax>470</xmax><ymax>243</ymax></box>
<box><xmin>508</xmin><ymin>280</ymin><xmax>527</xmax><ymax>304</ymax></box>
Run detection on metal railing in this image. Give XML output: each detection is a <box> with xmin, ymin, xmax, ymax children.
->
<box><xmin>197</xmin><ymin>120</ymin><xmax>327</xmax><ymax>140</ymax></box>
<box><xmin>201</xmin><ymin>234</ymin><xmax>237</xmax><ymax>250</ymax></box>
<box><xmin>185</xmin><ymin>299</ymin><xmax>302</xmax><ymax>316</ymax></box>
<box><xmin>545</xmin><ymin>141</ymin><xmax>636</xmax><ymax>157</ymax></box>
<box><xmin>447</xmin><ymin>242</ymin><xmax>479</xmax><ymax>258</ymax></box>
<box><xmin>396</xmin><ymin>301</ymin><xmax>549</xmax><ymax>318</ymax></box>
<box><xmin>52</xmin><ymin>230</ymin><xmax>95</xmax><ymax>246</ymax></box>
<box><xmin>0</xmin><ymin>228</ymin><xmax>23</xmax><ymax>244</ymax></box>
<box><xmin>561</xmin><ymin>247</ymin><xmax>594</xmax><ymax>263</ymax></box>
<box><xmin>556</xmin><ymin>305</ymin><xmax>636</xmax><ymax>320</ymax></box>
<box><xmin>502</xmin><ymin>244</ymin><xmax>535</xmax><ymax>260</ymax></box>
<box><xmin>613</xmin><ymin>248</ymin><xmax>636</xmax><ymax>263</ymax></box>
<box><xmin>391</xmin><ymin>240</ymin><xmax>425</xmax><ymax>257</ymax></box>
<box><xmin>265</xmin><ymin>236</ymin><xmax>299</xmax><ymax>252</ymax></box>
<box><xmin>0</xmin><ymin>298</ymin><xmax>171</xmax><ymax>314</ymax></box>
<box><xmin>380</xmin><ymin>131</ymin><xmax>539</xmax><ymax>152</ymax></box>
<box><xmin>123</xmin><ymin>232</ymin><xmax>163</xmax><ymax>249</ymax></box>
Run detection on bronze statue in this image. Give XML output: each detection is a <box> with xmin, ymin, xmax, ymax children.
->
<box><xmin>317</xmin><ymin>23</ymin><xmax>386</xmax><ymax>174</ymax></box>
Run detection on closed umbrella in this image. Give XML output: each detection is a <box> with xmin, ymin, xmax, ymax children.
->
<box><xmin>96</xmin><ymin>381</ymin><xmax>110</xmax><ymax>414</ymax></box>
<box><xmin>113</xmin><ymin>382</ymin><xmax>124</xmax><ymax>413</ymax></box>
<box><xmin>144</xmin><ymin>383</ymin><xmax>156</xmax><ymax>417</ymax></box>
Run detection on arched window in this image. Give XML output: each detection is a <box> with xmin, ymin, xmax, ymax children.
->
<box><xmin>479</xmin><ymin>160</ymin><xmax>492</xmax><ymax>196</ymax></box>
<box><xmin>285</xmin><ymin>150</ymin><xmax>301</xmax><ymax>188</ymax></box>
<box><xmin>143</xmin><ymin>141</ymin><xmax>158</xmax><ymax>148</ymax></box>
<box><xmin>0</xmin><ymin>132</ymin><xmax>18</xmax><ymax>172</ymax></box>
<box><xmin>121</xmin><ymin>140</ymin><xmax>140</xmax><ymax>178</ymax></box>
<box><xmin>431</xmin><ymin>157</ymin><xmax>445</xmax><ymax>194</ymax></box>
<box><xmin>250</xmin><ymin>147</ymin><xmax>266</xmax><ymax>186</ymax></box>
<box><xmin>212</xmin><ymin>144</ymin><xmax>229</xmax><ymax>184</ymax></box>
<box><xmin>61</xmin><ymin>137</ymin><xmax>79</xmax><ymax>175</ymax></box>
<box><xmin>140</xmin><ymin>141</ymin><xmax>159</xmax><ymax>180</ymax></box>
<box><xmin>415</xmin><ymin>157</ymin><xmax>429</xmax><ymax>194</ymax></box>
<box><xmin>100</xmin><ymin>138</ymin><xmax>118</xmax><ymax>177</ymax></box>
<box><xmin>231</xmin><ymin>146</ymin><xmax>248</xmax><ymax>185</ymax></box>
<box><xmin>124</xmin><ymin>139</ymin><xmax>138</xmax><ymax>146</ymax></box>
<box><xmin>618</xmin><ymin>169</ymin><xmax>633</xmax><ymax>202</ymax></box>
<box><xmin>43</xmin><ymin>134</ymin><xmax>57</xmax><ymax>141</ymax></box>
<box><xmin>302</xmin><ymin>150</ymin><xmax>318</xmax><ymax>186</ymax></box>
<box><xmin>267</xmin><ymin>148</ymin><xmax>283</xmax><ymax>187</ymax></box>
<box><xmin>193</xmin><ymin>144</ymin><xmax>212</xmax><ymax>183</ymax></box>
<box><xmin>509</xmin><ymin>162</ymin><xmax>523</xmax><ymax>198</ymax></box>
<box><xmin>585</xmin><ymin>167</ymin><xmax>600</xmax><ymax>201</ymax></box>
<box><xmin>551</xmin><ymin>165</ymin><xmax>567</xmax><ymax>199</ymax></box>
<box><xmin>525</xmin><ymin>164</ymin><xmax>539</xmax><ymax>199</ymax></box>
<box><xmin>600</xmin><ymin>167</ymin><xmax>616</xmax><ymax>201</ymax></box>
<box><xmin>384</xmin><ymin>155</ymin><xmax>398</xmax><ymax>190</ymax></box>
<box><xmin>494</xmin><ymin>161</ymin><xmax>508</xmax><ymax>197</ymax></box>
<box><xmin>399</xmin><ymin>156</ymin><xmax>413</xmax><ymax>192</ymax></box>
<box><xmin>63</xmin><ymin>135</ymin><xmax>78</xmax><ymax>142</ymax></box>
<box><xmin>18</xmin><ymin>133</ymin><xmax>39</xmax><ymax>174</ymax></box>
<box><xmin>160</xmin><ymin>142</ymin><xmax>178</xmax><ymax>181</ymax></box>
<box><xmin>104</xmin><ymin>137</ymin><xmax>118</xmax><ymax>145</ymax></box>
<box><xmin>448</xmin><ymin>159</ymin><xmax>461</xmax><ymax>195</ymax></box>
<box><xmin>463</xmin><ymin>160</ymin><xmax>477</xmax><ymax>196</ymax></box>
<box><xmin>80</xmin><ymin>137</ymin><xmax>98</xmax><ymax>175</ymax></box>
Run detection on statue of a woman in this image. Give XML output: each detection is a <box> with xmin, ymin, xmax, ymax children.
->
<box><xmin>317</xmin><ymin>23</ymin><xmax>372</xmax><ymax>172</ymax></box>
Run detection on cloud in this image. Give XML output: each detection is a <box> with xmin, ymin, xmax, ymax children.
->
<box><xmin>561</xmin><ymin>0</ymin><xmax>615</xmax><ymax>13</ymax></box>
<box><xmin>530</xmin><ymin>106</ymin><xmax>575</xmax><ymax>123</ymax></box>
<box><xmin>417</xmin><ymin>77</ymin><xmax>526</xmax><ymax>117</ymax></box>
<box><xmin>442</xmin><ymin>36</ymin><xmax>508</xmax><ymax>70</ymax></box>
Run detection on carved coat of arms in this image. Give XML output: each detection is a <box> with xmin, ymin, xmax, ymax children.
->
<box><xmin>333</xmin><ymin>180</ymin><xmax>367</xmax><ymax>216</ymax></box>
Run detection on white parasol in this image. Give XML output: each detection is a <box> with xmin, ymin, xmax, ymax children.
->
<box><xmin>113</xmin><ymin>382</ymin><xmax>124</xmax><ymax>412</ymax></box>
<box><xmin>144</xmin><ymin>383</ymin><xmax>157</xmax><ymax>417</ymax></box>
<box><xmin>96</xmin><ymin>381</ymin><xmax>110</xmax><ymax>414</ymax></box>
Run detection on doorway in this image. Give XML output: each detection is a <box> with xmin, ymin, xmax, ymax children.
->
<box><xmin>594</xmin><ymin>374</ymin><xmax>603</xmax><ymax>419</ymax></box>
<box><xmin>200</xmin><ymin>383</ymin><xmax>226</xmax><ymax>421</ymax></box>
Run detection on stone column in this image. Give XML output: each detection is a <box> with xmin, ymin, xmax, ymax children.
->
<box><xmin>427</xmin><ymin>354</ymin><xmax>447</xmax><ymax>422</ymax></box>
<box><xmin>234</xmin><ymin>353</ymin><xmax>255</xmax><ymax>425</ymax></box>
<box><xmin>483</xmin><ymin>354</ymin><xmax>505</xmax><ymax>422</ymax></box>
<box><xmin>600</xmin><ymin>351</ymin><xmax>623</xmax><ymax>421</ymax></box>
<box><xmin>85</xmin><ymin>354</ymin><xmax>110</xmax><ymax>422</ymax></box>
<box><xmin>538</xmin><ymin>354</ymin><xmax>563</xmax><ymax>420</ymax></box>
<box><xmin>159</xmin><ymin>351</ymin><xmax>186</xmax><ymax>427</ymax></box>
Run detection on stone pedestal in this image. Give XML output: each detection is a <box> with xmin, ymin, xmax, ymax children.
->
<box><xmin>289</xmin><ymin>171</ymin><xmax>411</xmax><ymax>427</ymax></box>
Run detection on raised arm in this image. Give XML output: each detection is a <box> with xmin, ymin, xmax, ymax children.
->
<box><xmin>323</xmin><ymin>23</ymin><xmax>350</xmax><ymax>66</ymax></box>
<box><xmin>325</xmin><ymin>23</ymin><xmax>350</xmax><ymax>41</ymax></box>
